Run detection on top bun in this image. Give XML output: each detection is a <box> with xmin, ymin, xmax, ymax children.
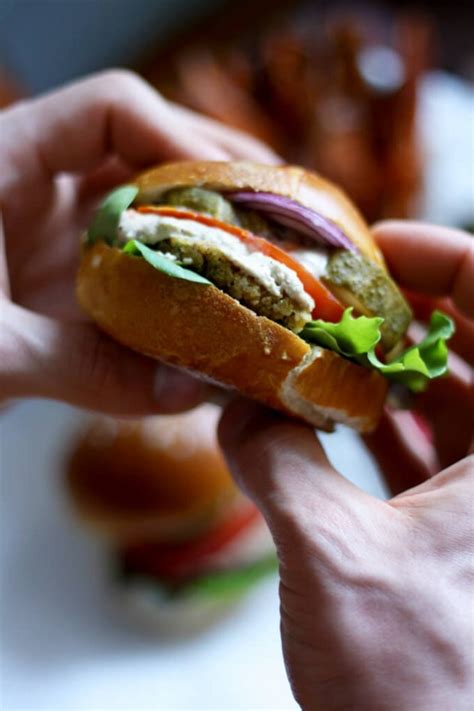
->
<box><xmin>134</xmin><ymin>161</ymin><xmax>384</xmax><ymax>265</ymax></box>
<box><xmin>66</xmin><ymin>405</ymin><xmax>238</xmax><ymax>542</ymax></box>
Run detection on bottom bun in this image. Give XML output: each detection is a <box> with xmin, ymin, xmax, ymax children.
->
<box><xmin>78</xmin><ymin>244</ymin><xmax>388</xmax><ymax>433</ymax></box>
<box><xmin>115</xmin><ymin>580</ymin><xmax>243</xmax><ymax>636</ymax></box>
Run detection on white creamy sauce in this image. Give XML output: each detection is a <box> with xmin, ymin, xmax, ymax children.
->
<box><xmin>118</xmin><ymin>210</ymin><xmax>315</xmax><ymax>311</ymax></box>
<box><xmin>290</xmin><ymin>247</ymin><xmax>328</xmax><ymax>279</ymax></box>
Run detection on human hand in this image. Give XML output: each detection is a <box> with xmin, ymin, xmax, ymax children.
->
<box><xmin>364</xmin><ymin>222</ymin><xmax>473</xmax><ymax>492</ymax></box>
<box><xmin>0</xmin><ymin>70</ymin><xmax>278</xmax><ymax>413</ymax></box>
<box><xmin>219</xmin><ymin>223</ymin><xmax>473</xmax><ymax>710</ymax></box>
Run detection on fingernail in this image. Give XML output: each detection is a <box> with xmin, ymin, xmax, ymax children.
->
<box><xmin>153</xmin><ymin>364</ymin><xmax>205</xmax><ymax>412</ymax></box>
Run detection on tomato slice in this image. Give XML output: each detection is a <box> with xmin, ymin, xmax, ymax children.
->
<box><xmin>137</xmin><ymin>206</ymin><xmax>343</xmax><ymax>322</ymax></box>
<box><xmin>122</xmin><ymin>504</ymin><xmax>261</xmax><ymax>580</ymax></box>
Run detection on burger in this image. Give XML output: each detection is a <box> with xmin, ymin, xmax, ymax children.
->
<box><xmin>65</xmin><ymin>405</ymin><xmax>276</xmax><ymax>633</ymax></box>
<box><xmin>78</xmin><ymin>161</ymin><xmax>453</xmax><ymax>432</ymax></box>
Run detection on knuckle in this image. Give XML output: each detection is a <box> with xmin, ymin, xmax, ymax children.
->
<box><xmin>95</xmin><ymin>68</ymin><xmax>150</xmax><ymax>99</ymax></box>
<box><xmin>76</xmin><ymin>329</ymin><xmax>125</xmax><ymax>403</ymax></box>
<box><xmin>74</xmin><ymin>328</ymin><xmax>153</xmax><ymax>414</ymax></box>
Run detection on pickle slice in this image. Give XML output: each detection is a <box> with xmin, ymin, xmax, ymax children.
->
<box><xmin>162</xmin><ymin>187</ymin><xmax>240</xmax><ymax>225</ymax></box>
<box><xmin>323</xmin><ymin>250</ymin><xmax>412</xmax><ymax>351</ymax></box>
<box><xmin>161</xmin><ymin>187</ymin><xmax>276</xmax><ymax>237</ymax></box>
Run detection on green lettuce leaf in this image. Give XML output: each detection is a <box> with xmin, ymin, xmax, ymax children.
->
<box><xmin>87</xmin><ymin>184</ymin><xmax>138</xmax><ymax>245</ymax></box>
<box><xmin>366</xmin><ymin>311</ymin><xmax>455</xmax><ymax>392</ymax></box>
<box><xmin>122</xmin><ymin>239</ymin><xmax>213</xmax><ymax>285</ymax></box>
<box><xmin>300</xmin><ymin>308</ymin><xmax>454</xmax><ymax>392</ymax></box>
<box><xmin>116</xmin><ymin>554</ymin><xmax>278</xmax><ymax>601</ymax></box>
<box><xmin>300</xmin><ymin>308</ymin><xmax>384</xmax><ymax>356</ymax></box>
<box><xmin>186</xmin><ymin>554</ymin><xmax>278</xmax><ymax>599</ymax></box>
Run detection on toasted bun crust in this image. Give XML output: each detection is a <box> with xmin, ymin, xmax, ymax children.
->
<box><xmin>66</xmin><ymin>406</ymin><xmax>238</xmax><ymax>542</ymax></box>
<box><xmin>77</xmin><ymin>241</ymin><xmax>387</xmax><ymax>433</ymax></box>
<box><xmin>134</xmin><ymin>161</ymin><xmax>384</xmax><ymax>265</ymax></box>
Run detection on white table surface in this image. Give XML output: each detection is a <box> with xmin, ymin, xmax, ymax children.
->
<box><xmin>0</xmin><ymin>401</ymin><xmax>385</xmax><ymax>711</ymax></box>
<box><xmin>1</xmin><ymin>72</ymin><xmax>472</xmax><ymax>711</ymax></box>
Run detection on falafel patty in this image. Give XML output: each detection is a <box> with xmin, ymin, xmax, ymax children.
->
<box><xmin>118</xmin><ymin>210</ymin><xmax>314</xmax><ymax>332</ymax></box>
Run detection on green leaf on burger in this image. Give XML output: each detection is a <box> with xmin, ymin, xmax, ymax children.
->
<box><xmin>122</xmin><ymin>239</ymin><xmax>213</xmax><ymax>285</ymax></box>
<box><xmin>300</xmin><ymin>307</ymin><xmax>384</xmax><ymax>356</ymax></box>
<box><xmin>301</xmin><ymin>307</ymin><xmax>454</xmax><ymax>392</ymax></box>
<box><xmin>87</xmin><ymin>184</ymin><xmax>138</xmax><ymax>245</ymax></box>
<box><xmin>366</xmin><ymin>310</ymin><xmax>455</xmax><ymax>392</ymax></box>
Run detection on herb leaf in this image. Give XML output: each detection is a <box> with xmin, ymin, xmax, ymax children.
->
<box><xmin>87</xmin><ymin>185</ymin><xmax>138</xmax><ymax>245</ymax></box>
<box><xmin>122</xmin><ymin>239</ymin><xmax>213</xmax><ymax>285</ymax></box>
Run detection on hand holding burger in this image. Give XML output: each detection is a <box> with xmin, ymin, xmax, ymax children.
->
<box><xmin>0</xmin><ymin>71</ymin><xmax>278</xmax><ymax>413</ymax></box>
<box><xmin>218</xmin><ymin>222</ymin><xmax>473</xmax><ymax>710</ymax></box>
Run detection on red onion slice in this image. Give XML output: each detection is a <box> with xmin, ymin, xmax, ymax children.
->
<box><xmin>228</xmin><ymin>191</ymin><xmax>356</xmax><ymax>252</ymax></box>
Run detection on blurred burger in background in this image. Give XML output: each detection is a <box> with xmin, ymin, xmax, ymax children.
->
<box><xmin>65</xmin><ymin>404</ymin><xmax>276</xmax><ymax>634</ymax></box>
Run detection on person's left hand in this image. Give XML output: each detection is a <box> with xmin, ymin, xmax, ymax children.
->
<box><xmin>0</xmin><ymin>70</ymin><xmax>278</xmax><ymax>413</ymax></box>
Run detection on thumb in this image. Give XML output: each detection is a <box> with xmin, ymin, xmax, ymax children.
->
<box><xmin>218</xmin><ymin>399</ymin><xmax>369</xmax><ymax>551</ymax></box>
<box><xmin>1</xmin><ymin>303</ymin><xmax>207</xmax><ymax>415</ymax></box>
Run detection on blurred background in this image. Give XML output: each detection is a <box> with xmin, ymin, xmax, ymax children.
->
<box><xmin>1</xmin><ymin>1</ymin><xmax>473</xmax><ymax>710</ymax></box>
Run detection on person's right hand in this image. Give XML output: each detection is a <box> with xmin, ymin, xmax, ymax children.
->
<box><xmin>0</xmin><ymin>70</ymin><xmax>278</xmax><ymax>414</ymax></box>
<box><xmin>364</xmin><ymin>222</ymin><xmax>473</xmax><ymax>493</ymax></box>
<box><xmin>219</xmin><ymin>223</ymin><xmax>473</xmax><ymax>710</ymax></box>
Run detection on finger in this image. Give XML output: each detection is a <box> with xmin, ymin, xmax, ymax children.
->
<box><xmin>363</xmin><ymin>408</ymin><xmax>437</xmax><ymax>495</ymax></box>
<box><xmin>0</xmin><ymin>70</ymin><xmax>231</xmax><ymax>208</ymax></box>
<box><xmin>416</xmin><ymin>354</ymin><xmax>474</xmax><ymax>469</ymax></box>
<box><xmin>76</xmin><ymin>156</ymin><xmax>136</xmax><ymax>207</ymax></box>
<box><xmin>5</xmin><ymin>173</ymin><xmax>82</xmax><ymax>318</ymax></box>
<box><xmin>373</xmin><ymin>221</ymin><xmax>474</xmax><ymax>319</ymax></box>
<box><xmin>171</xmin><ymin>103</ymin><xmax>282</xmax><ymax>163</ymax></box>
<box><xmin>218</xmin><ymin>398</ymin><xmax>371</xmax><ymax>553</ymax></box>
<box><xmin>388</xmin><ymin>319</ymin><xmax>473</xmax><ymax>473</ymax></box>
<box><xmin>75</xmin><ymin>115</ymin><xmax>280</xmax><ymax>212</ymax></box>
<box><xmin>1</xmin><ymin>303</ymin><xmax>208</xmax><ymax>415</ymax></box>
<box><xmin>0</xmin><ymin>213</ymin><xmax>10</xmax><ymax>297</ymax></box>
<box><xmin>408</xmin><ymin>319</ymin><xmax>474</xmax><ymax>461</ymax></box>
<box><xmin>405</xmin><ymin>291</ymin><xmax>474</xmax><ymax>364</ymax></box>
